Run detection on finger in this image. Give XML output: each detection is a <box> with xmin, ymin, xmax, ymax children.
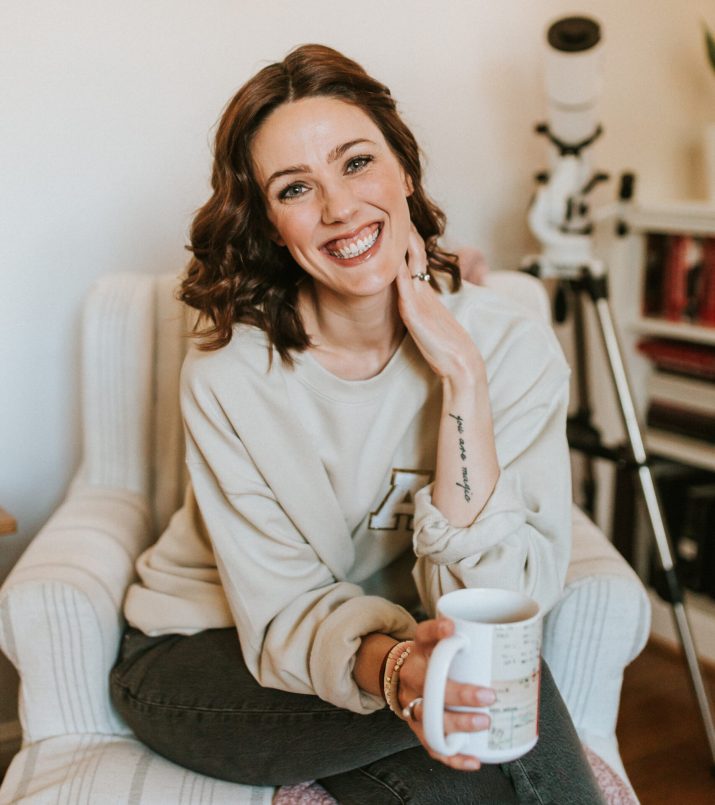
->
<box><xmin>445</xmin><ymin>681</ymin><xmax>496</xmax><ymax>708</ymax></box>
<box><xmin>429</xmin><ymin>751</ymin><xmax>481</xmax><ymax>772</ymax></box>
<box><xmin>414</xmin><ymin>618</ymin><xmax>453</xmax><ymax>652</ymax></box>
<box><xmin>410</xmin><ymin>722</ymin><xmax>481</xmax><ymax>771</ymax></box>
<box><xmin>407</xmin><ymin>699</ymin><xmax>489</xmax><ymax>735</ymax></box>
<box><xmin>444</xmin><ymin>709</ymin><xmax>491</xmax><ymax>735</ymax></box>
<box><xmin>405</xmin><ymin>225</ymin><xmax>426</xmax><ymax>267</ymax></box>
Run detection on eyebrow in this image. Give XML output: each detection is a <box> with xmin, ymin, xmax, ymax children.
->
<box><xmin>263</xmin><ymin>138</ymin><xmax>376</xmax><ymax>192</ymax></box>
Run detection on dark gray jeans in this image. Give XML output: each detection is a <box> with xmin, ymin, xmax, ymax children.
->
<box><xmin>109</xmin><ymin>627</ymin><xmax>604</xmax><ymax>804</ymax></box>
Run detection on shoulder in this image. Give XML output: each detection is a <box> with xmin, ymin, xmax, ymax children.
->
<box><xmin>440</xmin><ymin>279</ymin><xmax>570</xmax><ymax>394</ymax></box>
<box><xmin>180</xmin><ymin>324</ymin><xmax>287</xmax><ymax>410</ymax></box>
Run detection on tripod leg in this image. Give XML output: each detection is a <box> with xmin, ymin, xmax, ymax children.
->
<box><xmin>591</xmin><ymin>292</ymin><xmax>715</xmax><ymax>767</ymax></box>
<box><xmin>571</xmin><ymin>285</ymin><xmax>598</xmax><ymax>516</ymax></box>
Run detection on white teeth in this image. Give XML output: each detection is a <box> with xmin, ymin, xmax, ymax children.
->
<box><xmin>327</xmin><ymin>226</ymin><xmax>380</xmax><ymax>259</ymax></box>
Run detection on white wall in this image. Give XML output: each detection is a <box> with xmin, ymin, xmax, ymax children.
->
<box><xmin>2</xmin><ymin>0</ymin><xmax>714</xmax><ymax>726</ymax></box>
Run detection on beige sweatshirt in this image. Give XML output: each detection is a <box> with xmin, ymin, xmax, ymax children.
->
<box><xmin>124</xmin><ymin>281</ymin><xmax>572</xmax><ymax>714</ymax></box>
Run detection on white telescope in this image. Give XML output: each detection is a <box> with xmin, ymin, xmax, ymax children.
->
<box><xmin>544</xmin><ymin>15</ymin><xmax>604</xmax><ymax>149</ymax></box>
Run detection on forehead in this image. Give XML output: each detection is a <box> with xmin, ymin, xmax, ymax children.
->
<box><xmin>251</xmin><ymin>96</ymin><xmax>386</xmax><ymax>175</ymax></box>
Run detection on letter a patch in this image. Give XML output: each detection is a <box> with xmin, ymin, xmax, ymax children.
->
<box><xmin>368</xmin><ymin>469</ymin><xmax>433</xmax><ymax>531</ymax></box>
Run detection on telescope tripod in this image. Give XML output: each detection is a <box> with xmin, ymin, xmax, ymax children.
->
<box><xmin>522</xmin><ymin>261</ymin><xmax>715</xmax><ymax>770</ymax></box>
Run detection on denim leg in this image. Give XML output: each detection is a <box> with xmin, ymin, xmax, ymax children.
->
<box><xmin>110</xmin><ymin>628</ymin><xmax>602</xmax><ymax>803</ymax></box>
<box><xmin>319</xmin><ymin>745</ymin><xmax>520</xmax><ymax>804</ymax></box>
<box><xmin>318</xmin><ymin>662</ymin><xmax>604</xmax><ymax>805</ymax></box>
<box><xmin>501</xmin><ymin>662</ymin><xmax>606</xmax><ymax>805</ymax></box>
<box><xmin>110</xmin><ymin>627</ymin><xmax>420</xmax><ymax>786</ymax></box>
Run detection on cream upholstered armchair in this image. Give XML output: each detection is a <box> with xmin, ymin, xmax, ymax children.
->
<box><xmin>0</xmin><ymin>269</ymin><xmax>650</xmax><ymax>804</ymax></box>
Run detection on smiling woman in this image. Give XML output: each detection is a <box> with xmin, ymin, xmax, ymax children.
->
<box><xmin>110</xmin><ymin>44</ymin><xmax>605</xmax><ymax>804</ymax></box>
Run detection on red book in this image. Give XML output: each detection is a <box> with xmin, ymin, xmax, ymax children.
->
<box><xmin>662</xmin><ymin>235</ymin><xmax>691</xmax><ymax>321</ymax></box>
<box><xmin>698</xmin><ymin>237</ymin><xmax>715</xmax><ymax>326</ymax></box>
<box><xmin>637</xmin><ymin>338</ymin><xmax>715</xmax><ymax>381</ymax></box>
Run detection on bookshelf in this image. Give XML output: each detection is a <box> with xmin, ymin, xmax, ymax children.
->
<box><xmin>604</xmin><ymin>199</ymin><xmax>715</xmax><ymax>660</ymax></box>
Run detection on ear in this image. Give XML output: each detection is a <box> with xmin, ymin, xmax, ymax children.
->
<box><xmin>402</xmin><ymin>169</ymin><xmax>414</xmax><ymax>197</ymax></box>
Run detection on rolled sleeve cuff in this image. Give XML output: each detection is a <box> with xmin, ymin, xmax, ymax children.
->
<box><xmin>412</xmin><ymin>475</ymin><xmax>527</xmax><ymax>565</ymax></box>
<box><xmin>310</xmin><ymin>596</ymin><xmax>417</xmax><ymax>714</ymax></box>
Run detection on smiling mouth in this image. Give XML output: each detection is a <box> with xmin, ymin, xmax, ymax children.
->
<box><xmin>322</xmin><ymin>223</ymin><xmax>382</xmax><ymax>259</ymax></box>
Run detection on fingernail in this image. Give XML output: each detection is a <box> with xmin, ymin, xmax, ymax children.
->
<box><xmin>472</xmin><ymin>714</ymin><xmax>490</xmax><ymax>729</ymax></box>
<box><xmin>438</xmin><ymin>619</ymin><xmax>452</xmax><ymax>636</ymax></box>
<box><xmin>478</xmin><ymin>689</ymin><xmax>496</xmax><ymax>705</ymax></box>
<box><xmin>464</xmin><ymin>759</ymin><xmax>480</xmax><ymax>770</ymax></box>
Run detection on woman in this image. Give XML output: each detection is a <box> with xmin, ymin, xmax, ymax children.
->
<box><xmin>111</xmin><ymin>44</ymin><xmax>604</xmax><ymax>803</ymax></box>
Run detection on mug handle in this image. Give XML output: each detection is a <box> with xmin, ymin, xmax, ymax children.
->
<box><xmin>422</xmin><ymin>633</ymin><xmax>470</xmax><ymax>757</ymax></box>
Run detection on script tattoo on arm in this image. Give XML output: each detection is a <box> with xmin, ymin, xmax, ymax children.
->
<box><xmin>449</xmin><ymin>413</ymin><xmax>471</xmax><ymax>502</ymax></box>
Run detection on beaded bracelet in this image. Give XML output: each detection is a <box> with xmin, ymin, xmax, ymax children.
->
<box><xmin>378</xmin><ymin>643</ymin><xmax>395</xmax><ymax>702</ymax></box>
<box><xmin>382</xmin><ymin>640</ymin><xmax>415</xmax><ymax>718</ymax></box>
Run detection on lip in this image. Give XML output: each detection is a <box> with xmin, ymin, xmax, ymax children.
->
<box><xmin>320</xmin><ymin>222</ymin><xmax>384</xmax><ymax>267</ymax></box>
<box><xmin>320</xmin><ymin>221</ymin><xmax>385</xmax><ymax>268</ymax></box>
<box><xmin>320</xmin><ymin>221</ymin><xmax>382</xmax><ymax>251</ymax></box>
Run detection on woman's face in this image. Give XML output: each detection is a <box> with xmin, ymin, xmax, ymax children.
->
<box><xmin>251</xmin><ymin>96</ymin><xmax>413</xmax><ymax>301</ymax></box>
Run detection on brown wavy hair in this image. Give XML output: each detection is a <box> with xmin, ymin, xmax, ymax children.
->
<box><xmin>179</xmin><ymin>43</ymin><xmax>461</xmax><ymax>363</ymax></box>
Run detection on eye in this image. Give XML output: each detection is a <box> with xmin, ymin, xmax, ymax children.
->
<box><xmin>278</xmin><ymin>182</ymin><xmax>308</xmax><ymax>201</ymax></box>
<box><xmin>346</xmin><ymin>155</ymin><xmax>373</xmax><ymax>174</ymax></box>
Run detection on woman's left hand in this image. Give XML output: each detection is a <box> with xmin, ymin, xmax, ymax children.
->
<box><xmin>397</xmin><ymin>618</ymin><xmax>494</xmax><ymax>771</ymax></box>
<box><xmin>395</xmin><ymin>225</ymin><xmax>484</xmax><ymax>384</ymax></box>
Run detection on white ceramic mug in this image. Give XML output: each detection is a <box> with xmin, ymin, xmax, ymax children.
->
<box><xmin>422</xmin><ymin>588</ymin><xmax>542</xmax><ymax>764</ymax></box>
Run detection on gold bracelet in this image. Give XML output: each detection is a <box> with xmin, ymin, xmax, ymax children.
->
<box><xmin>383</xmin><ymin>640</ymin><xmax>415</xmax><ymax>718</ymax></box>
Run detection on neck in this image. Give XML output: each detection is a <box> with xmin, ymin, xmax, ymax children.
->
<box><xmin>299</xmin><ymin>282</ymin><xmax>405</xmax><ymax>377</ymax></box>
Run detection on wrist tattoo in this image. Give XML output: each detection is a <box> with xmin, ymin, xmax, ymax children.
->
<box><xmin>448</xmin><ymin>413</ymin><xmax>464</xmax><ymax>433</ymax></box>
<box><xmin>449</xmin><ymin>413</ymin><xmax>471</xmax><ymax>501</ymax></box>
<box><xmin>457</xmin><ymin>466</ymin><xmax>472</xmax><ymax>502</ymax></box>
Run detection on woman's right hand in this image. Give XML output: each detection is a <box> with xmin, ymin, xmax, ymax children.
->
<box><xmin>397</xmin><ymin>618</ymin><xmax>496</xmax><ymax>771</ymax></box>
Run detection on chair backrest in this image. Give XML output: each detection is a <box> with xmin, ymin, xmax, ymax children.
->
<box><xmin>150</xmin><ymin>273</ymin><xmax>193</xmax><ymax>535</ymax></box>
<box><xmin>482</xmin><ymin>271</ymin><xmax>552</xmax><ymax>325</ymax></box>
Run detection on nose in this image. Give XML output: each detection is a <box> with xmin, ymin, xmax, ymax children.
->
<box><xmin>321</xmin><ymin>178</ymin><xmax>358</xmax><ymax>225</ymax></box>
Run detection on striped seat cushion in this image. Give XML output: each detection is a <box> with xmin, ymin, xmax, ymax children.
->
<box><xmin>0</xmin><ymin>736</ymin><xmax>273</xmax><ymax>805</ymax></box>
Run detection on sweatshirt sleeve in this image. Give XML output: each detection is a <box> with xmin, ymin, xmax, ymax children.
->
<box><xmin>180</xmin><ymin>360</ymin><xmax>416</xmax><ymax>715</ymax></box>
<box><xmin>411</xmin><ymin>319</ymin><xmax>572</xmax><ymax>617</ymax></box>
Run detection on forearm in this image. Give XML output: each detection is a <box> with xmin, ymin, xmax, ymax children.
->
<box><xmin>432</xmin><ymin>368</ymin><xmax>500</xmax><ymax>527</ymax></box>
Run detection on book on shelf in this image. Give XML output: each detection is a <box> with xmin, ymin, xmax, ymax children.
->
<box><xmin>663</xmin><ymin>234</ymin><xmax>694</xmax><ymax>321</ymax></box>
<box><xmin>699</xmin><ymin>238</ymin><xmax>715</xmax><ymax>326</ymax></box>
<box><xmin>646</xmin><ymin>402</ymin><xmax>715</xmax><ymax>443</ymax></box>
<box><xmin>643</xmin><ymin>233</ymin><xmax>669</xmax><ymax>317</ymax></box>
<box><xmin>641</xmin><ymin>232</ymin><xmax>715</xmax><ymax>327</ymax></box>
<box><xmin>647</xmin><ymin>371</ymin><xmax>715</xmax><ymax>416</ymax></box>
<box><xmin>637</xmin><ymin>337</ymin><xmax>715</xmax><ymax>381</ymax></box>
<box><xmin>648</xmin><ymin>462</ymin><xmax>715</xmax><ymax>600</ymax></box>
<box><xmin>674</xmin><ymin>483</ymin><xmax>715</xmax><ymax>596</ymax></box>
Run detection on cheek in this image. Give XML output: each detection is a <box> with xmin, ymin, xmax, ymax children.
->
<box><xmin>270</xmin><ymin>207</ymin><xmax>315</xmax><ymax>251</ymax></box>
<box><xmin>363</xmin><ymin>173</ymin><xmax>413</xmax><ymax>242</ymax></box>
<box><xmin>388</xmin><ymin>190</ymin><xmax>413</xmax><ymax>251</ymax></box>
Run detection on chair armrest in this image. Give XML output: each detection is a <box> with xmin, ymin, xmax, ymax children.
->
<box><xmin>543</xmin><ymin>505</ymin><xmax>651</xmax><ymax>740</ymax></box>
<box><xmin>0</xmin><ymin>483</ymin><xmax>152</xmax><ymax>741</ymax></box>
